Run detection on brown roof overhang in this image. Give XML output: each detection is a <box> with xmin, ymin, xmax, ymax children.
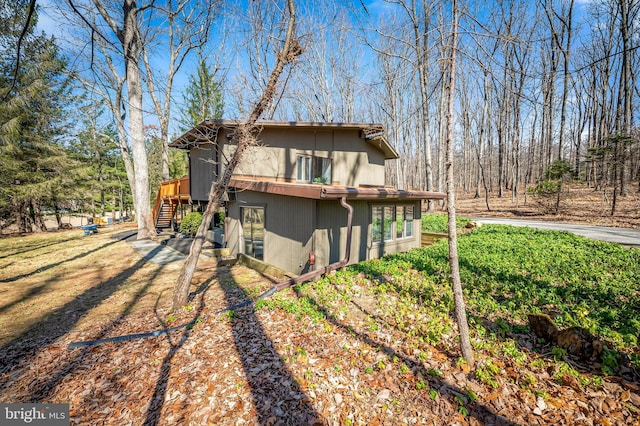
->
<box><xmin>228</xmin><ymin>178</ymin><xmax>445</xmax><ymax>201</ymax></box>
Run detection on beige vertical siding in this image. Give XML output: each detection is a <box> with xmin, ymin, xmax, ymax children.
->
<box><xmin>228</xmin><ymin>194</ymin><xmax>423</xmax><ymax>275</ymax></box>
<box><xmin>188</xmin><ymin>128</ymin><xmax>387</xmax><ymax>201</ymax></box>
<box><xmin>314</xmin><ymin>200</ymin><xmax>368</xmax><ymax>268</ymax></box>
<box><xmin>226</xmin><ymin>191</ymin><xmax>315</xmax><ymax>274</ymax></box>
<box><xmin>189</xmin><ymin>143</ymin><xmax>218</xmax><ymax>200</ymax></box>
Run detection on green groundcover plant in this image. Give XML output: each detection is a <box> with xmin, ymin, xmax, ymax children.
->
<box><xmin>258</xmin><ymin>224</ymin><xmax>640</xmax><ymax>374</ymax></box>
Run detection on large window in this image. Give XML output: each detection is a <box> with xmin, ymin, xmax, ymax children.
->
<box><xmin>297</xmin><ymin>154</ymin><xmax>332</xmax><ymax>184</ymax></box>
<box><xmin>372</xmin><ymin>204</ymin><xmax>415</xmax><ymax>243</ymax></box>
<box><xmin>313</xmin><ymin>156</ymin><xmax>332</xmax><ymax>184</ymax></box>
<box><xmin>242</xmin><ymin>207</ymin><xmax>264</xmax><ymax>260</ymax></box>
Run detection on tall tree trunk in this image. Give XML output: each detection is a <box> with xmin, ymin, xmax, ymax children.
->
<box><xmin>415</xmin><ymin>0</ymin><xmax>435</xmax><ymax>210</ymax></box>
<box><xmin>122</xmin><ymin>0</ymin><xmax>155</xmax><ymax>239</ymax></box>
<box><xmin>444</xmin><ymin>0</ymin><xmax>474</xmax><ymax>368</ymax></box>
<box><xmin>173</xmin><ymin>0</ymin><xmax>301</xmax><ymax>310</ymax></box>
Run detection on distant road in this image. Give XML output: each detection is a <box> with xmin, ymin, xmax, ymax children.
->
<box><xmin>472</xmin><ymin>218</ymin><xmax>640</xmax><ymax>247</ymax></box>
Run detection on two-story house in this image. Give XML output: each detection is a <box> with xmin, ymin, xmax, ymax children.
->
<box><xmin>169</xmin><ymin>119</ymin><xmax>445</xmax><ymax>275</ymax></box>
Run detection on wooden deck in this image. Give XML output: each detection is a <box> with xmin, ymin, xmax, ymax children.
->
<box><xmin>153</xmin><ymin>176</ymin><xmax>191</xmax><ymax>229</ymax></box>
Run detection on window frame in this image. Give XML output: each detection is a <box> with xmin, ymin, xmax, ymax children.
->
<box><xmin>371</xmin><ymin>203</ymin><xmax>416</xmax><ymax>243</ymax></box>
<box><xmin>296</xmin><ymin>153</ymin><xmax>332</xmax><ymax>184</ymax></box>
<box><xmin>296</xmin><ymin>155</ymin><xmax>311</xmax><ymax>182</ymax></box>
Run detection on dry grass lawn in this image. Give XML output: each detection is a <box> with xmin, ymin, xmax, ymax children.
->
<box><xmin>0</xmin><ymin>225</ymin><xmax>210</xmax><ymax>347</ymax></box>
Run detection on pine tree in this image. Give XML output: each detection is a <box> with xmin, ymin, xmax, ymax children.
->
<box><xmin>179</xmin><ymin>56</ymin><xmax>224</xmax><ymax>131</ymax></box>
<box><xmin>0</xmin><ymin>0</ymin><xmax>79</xmax><ymax>232</ymax></box>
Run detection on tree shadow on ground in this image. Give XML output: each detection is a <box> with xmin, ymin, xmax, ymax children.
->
<box><xmin>353</xmin><ymin>242</ymin><xmax>639</xmax><ymax>383</ymax></box>
<box><xmin>19</xmin><ymin>255</ymin><xmax>168</xmax><ymax>403</ymax></box>
<box><xmin>0</xmin><ymin>237</ymin><xmax>165</xmax><ymax>401</ymax></box>
<box><xmin>291</xmin><ymin>286</ymin><xmax>519</xmax><ymax>425</ymax></box>
<box><xmin>456</xmin><ymin>257</ymin><xmax>640</xmax><ymax>383</ymax></box>
<box><xmin>0</xmin><ymin>230</ymin><xmax>136</xmax><ymax>284</ymax></box>
<box><xmin>219</xmin><ymin>267</ymin><xmax>322</xmax><ymax>425</ymax></box>
<box><xmin>0</xmin><ymin>234</ymin><xmax>78</xmax><ymax>260</ymax></box>
<box><xmin>143</xmin><ymin>278</ymin><xmax>213</xmax><ymax>425</ymax></box>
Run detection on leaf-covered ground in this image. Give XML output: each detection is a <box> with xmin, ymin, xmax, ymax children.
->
<box><xmin>0</xmin><ymin>225</ymin><xmax>639</xmax><ymax>425</ymax></box>
<box><xmin>456</xmin><ymin>183</ymin><xmax>640</xmax><ymax>230</ymax></box>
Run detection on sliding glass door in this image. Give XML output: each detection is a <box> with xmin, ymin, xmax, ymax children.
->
<box><xmin>242</xmin><ymin>207</ymin><xmax>264</xmax><ymax>260</ymax></box>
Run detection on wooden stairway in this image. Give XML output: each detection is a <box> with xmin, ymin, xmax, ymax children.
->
<box><xmin>155</xmin><ymin>201</ymin><xmax>177</xmax><ymax>229</ymax></box>
<box><xmin>153</xmin><ymin>176</ymin><xmax>191</xmax><ymax>230</ymax></box>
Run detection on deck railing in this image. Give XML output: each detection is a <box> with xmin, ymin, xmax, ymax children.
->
<box><xmin>152</xmin><ymin>176</ymin><xmax>190</xmax><ymax>223</ymax></box>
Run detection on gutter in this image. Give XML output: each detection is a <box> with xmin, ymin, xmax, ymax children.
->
<box><xmin>67</xmin><ymin>198</ymin><xmax>354</xmax><ymax>349</ymax></box>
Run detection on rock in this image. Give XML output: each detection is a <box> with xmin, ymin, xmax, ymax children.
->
<box><xmin>536</xmin><ymin>396</ymin><xmax>547</xmax><ymax>411</ymax></box>
<box><xmin>378</xmin><ymin>389</ymin><xmax>391</xmax><ymax>401</ymax></box>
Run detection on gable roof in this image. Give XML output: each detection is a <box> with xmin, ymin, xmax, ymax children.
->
<box><xmin>169</xmin><ymin>119</ymin><xmax>399</xmax><ymax>159</ymax></box>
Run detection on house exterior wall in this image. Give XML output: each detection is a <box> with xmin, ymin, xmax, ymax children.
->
<box><xmin>314</xmin><ymin>199</ymin><xmax>368</xmax><ymax>268</ymax></box>
<box><xmin>189</xmin><ymin>142</ymin><xmax>218</xmax><ymax>201</ymax></box>
<box><xmin>226</xmin><ymin>193</ymin><xmax>423</xmax><ymax>275</ymax></box>
<box><xmin>188</xmin><ymin>127</ymin><xmax>387</xmax><ymax>203</ymax></box>
<box><xmin>226</xmin><ymin>191</ymin><xmax>315</xmax><ymax>275</ymax></box>
<box><xmin>315</xmin><ymin>199</ymin><xmax>423</xmax><ymax>268</ymax></box>
<box><xmin>367</xmin><ymin>200</ymin><xmax>423</xmax><ymax>260</ymax></box>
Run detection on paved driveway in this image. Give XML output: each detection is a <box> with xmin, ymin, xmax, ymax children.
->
<box><xmin>472</xmin><ymin>218</ymin><xmax>640</xmax><ymax>247</ymax></box>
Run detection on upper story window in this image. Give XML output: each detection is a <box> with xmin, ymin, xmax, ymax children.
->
<box><xmin>297</xmin><ymin>154</ymin><xmax>332</xmax><ymax>184</ymax></box>
<box><xmin>297</xmin><ymin>155</ymin><xmax>311</xmax><ymax>182</ymax></box>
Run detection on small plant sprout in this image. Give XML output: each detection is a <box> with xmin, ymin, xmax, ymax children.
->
<box><xmin>474</xmin><ymin>359</ymin><xmax>500</xmax><ymax>389</ymax></box>
<box><xmin>222</xmin><ymin>310</ymin><xmax>237</xmax><ymax>322</ymax></box>
<box><xmin>551</xmin><ymin>346</ymin><xmax>568</xmax><ymax>360</ymax></box>
<box><xmin>427</xmin><ymin>368</ymin><xmax>443</xmax><ymax>378</ymax></box>
<box><xmin>454</xmin><ymin>394</ymin><xmax>469</xmax><ymax>416</ymax></box>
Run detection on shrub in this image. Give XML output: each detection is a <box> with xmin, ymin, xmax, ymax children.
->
<box><xmin>179</xmin><ymin>212</ymin><xmax>202</xmax><ymax>236</ymax></box>
<box><xmin>213</xmin><ymin>211</ymin><xmax>225</xmax><ymax>228</ymax></box>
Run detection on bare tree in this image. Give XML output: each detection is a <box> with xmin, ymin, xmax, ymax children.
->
<box><xmin>361</xmin><ymin>0</ymin><xmax>439</xmax><ymax>205</ymax></box>
<box><xmin>173</xmin><ymin>0</ymin><xmax>302</xmax><ymax>309</ymax></box>
<box><xmin>444</xmin><ymin>0</ymin><xmax>474</xmax><ymax>367</ymax></box>
<box><xmin>285</xmin><ymin>3</ymin><xmax>363</xmax><ymax>123</ymax></box>
<box><xmin>67</xmin><ymin>0</ymin><xmax>156</xmax><ymax>239</ymax></box>
<box><xmin>141</xmin><ymin>0</ymin><xmax>217</xmax><ymax>181</ymax></box>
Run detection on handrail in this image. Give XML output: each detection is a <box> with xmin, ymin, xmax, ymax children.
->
<box><xmin>152</xmin><ymin>176</ymin><xmax>190</xmax><ymax>224</ymax></box>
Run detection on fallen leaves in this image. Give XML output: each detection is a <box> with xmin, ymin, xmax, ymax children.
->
<box><xmin>0</xmin><ymin>261</ymin><xmax>638</xmax><ymax>425</ymax></box>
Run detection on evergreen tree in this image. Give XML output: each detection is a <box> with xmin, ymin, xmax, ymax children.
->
<box><xmin>179</xmin><ymin>56</ymin><xmax>224</xmax><ymax>131</ymax></box>
<box><xmin>69</xmin><ymin>113</ymin><xmax>131</xmax><ymax>221</ymax></box>
<box><xmin>170</xmin><ymin>55</ymin><xmax>224</xmax><ymax>180</ymax></box>
<box><xmin>0</xmin><ymin>0</ymin><xmax>79</xmax><ymax>232</ymax></box>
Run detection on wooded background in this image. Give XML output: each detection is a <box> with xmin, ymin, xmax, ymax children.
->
<box><xmin>1</xmin><ymin>0</ymin><xmax>639</xmax><ymax>233</ymax></box>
